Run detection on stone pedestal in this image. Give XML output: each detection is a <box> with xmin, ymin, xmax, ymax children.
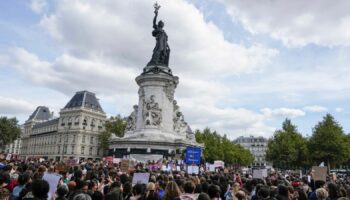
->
<box><xmin>109</xmin><ymin>65</ymin><xmax>202</xmax><ymax>159</ymax></box>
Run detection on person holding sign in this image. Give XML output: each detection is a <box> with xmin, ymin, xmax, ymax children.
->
<box><xmin>131</xmin><ymin>184</ymin><xmax>144</xmax><ymax>200</ymax></box>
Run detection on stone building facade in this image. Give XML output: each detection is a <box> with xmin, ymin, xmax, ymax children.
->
<box><xmin>3</xmin><ymin>125</ymin><xmax>23</xmax><ymax>155</ymax></box>
<box><xmin>234</xmin><ymin>136</ymin><xmax>268</xmax><ymax>167</ymax></box>
<box><xmin>20</xmin><ymin>91</ymin><xmax>106</xmax><ymax>160</ymax></box>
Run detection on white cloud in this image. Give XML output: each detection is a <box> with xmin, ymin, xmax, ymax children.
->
<box><xmin>260</xmin><ymin>107</ymin><xmax>305</xmax><ymax>118</ymax></box>
<box><xmin>336</xmin><ymin>107</ymin><xmax>344</xmax><ymax>113</ymax></box>
<box><xmin>0</xmin><ymin>0</ymin><xmax>281</xmax><ymax>139</ymax></box>
<box><xmin>30</xmin><ymin>0</ymin><xmax>47</xmax><ymax>14</ymax></box>
<box><xmin>2</xmin><ymin>47</ymin><xmax>278</xmax><ymax>139</ymax></box>
<box><xmin>303</xmin><ymin>105</ymin><xmax>328</xmax><ymax>113</ymax></box>
<box><xmin>0</xmin><ymin>96</ymin><xmax>35</xmax><ymax>115</ymax></box>
<box><xmin>223</xmin><ymin>0</ymin><xmax>350</xmax><ymax>47</ymax></box>
<box><xmin>39</xmin><ymin>0</ymin><xmax>277</xmax><ymax>77</ymax></box>
<box><xmin>179</xmin><ymin>98</ymin><xmax>275</xmax><ymax>138</ymax></box>
<box><xmin>4</xmin><ymin>47</ymin><xmax>138</xmax><ymax>96</ymax></box>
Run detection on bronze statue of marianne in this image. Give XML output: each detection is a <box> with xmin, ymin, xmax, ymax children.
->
<box><xmin>147</xmin><ymin>2</ymin><xmax>170</xmax><ymax>67</ymax></box>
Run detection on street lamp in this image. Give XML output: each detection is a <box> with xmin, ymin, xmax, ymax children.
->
<box><xmin>61</xmin><ymin>125</ymin><xmax>71</xmax><ymax>161</ymax></box>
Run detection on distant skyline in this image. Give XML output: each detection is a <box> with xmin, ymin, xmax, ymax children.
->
<box><xmin>1</xmin><ymin>0</ymin><xmax>349</xmax><ymax>139</ymax></box>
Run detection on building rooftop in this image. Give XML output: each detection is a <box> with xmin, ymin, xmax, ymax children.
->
<box><xmin>64</xmin><ymin>90</ymin><xmax>104</xmax><ymax>112</ymax></box>
<box><xmin>234</xmin><ymin>136</ymin><xmax>268</xmax><ymax>143</ymax></box>
<box><xmin>33</xmin><ymin>118</ymin><xmax>59</xmax><ymax>129</ymax></box>
<box><xmin>27</xmin><ymin>106</ymin><xmax>52</xmax><ymax>121</ymax></box>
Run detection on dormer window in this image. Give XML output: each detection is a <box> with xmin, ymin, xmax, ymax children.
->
<box><xmin>68</xmin><ymin>117</ymin><xmax>72</xmax><ymax>126</ymax></box>
<box><xmin>61</xmin><ymin>117</ymin><xmax>65</xmax><ymax>126</ymax></box>
<box><xmin>74</xmin><ymin>116</ymin><xmax>80</xmax><ymax>125</ymax></box>
<box><xmin>82</xmin><ymin>118</ymin><xmax>87</xmax><ymax>126</ymax></box>
<box><xmin>98</xmin><ymin>120</ymin><xmax>103</xmax><ymax>129</ymax></box>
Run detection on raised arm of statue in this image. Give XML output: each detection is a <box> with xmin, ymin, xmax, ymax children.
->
<box><xmin>153</xmin><ymin>10</ymin><xmax>158</xmax><ymax>29</ymax></box>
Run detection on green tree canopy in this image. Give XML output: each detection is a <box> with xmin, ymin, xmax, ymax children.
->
<box><xmin>308</xmin><ymin>114</ymin><xmax>350</xmax><ymax>168</ymax></box>
<box><xmin>98</xmin><ymin>115</ymin><xmax>127</xmax><ymax>154</ymax></box>
<box><xmin>195</xmin><ymin>128</ymin><xmax>254</xmax><ymax>166</ymax></box>
<box><xmin>266</xmin><ymin>118</ymin><xmax>308</xmax><ymax>169</ymax></box>
<box><xmin>0</xmin><ymin>117</ymin><xmax>21</xmax><ymax>146</ymax></box>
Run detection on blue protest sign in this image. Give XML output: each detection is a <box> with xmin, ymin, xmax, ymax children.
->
<box><xmin>185</xmin><ymin>147</ymin><xmax>201</xmax><ymax>165</ymax></box>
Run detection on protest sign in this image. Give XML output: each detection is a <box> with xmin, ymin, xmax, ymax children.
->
<box><xmin>67</xmin><ymin>158</ymin><xmax>79</xmax><ymax>166</ymax></box>
<box><xmin>132</xmin><ymin>173</ymin><xmax>150</xmax><ymax>185</ymax></box>
<box><xmin>253</xmin><ymin>169</ymin><xmax>268</xmax><ymax>179</ymax></box>
<box><xmin>185</xmin><ymin>147</ymin><xmax>201</xmax><ymax>164</ymax></box>
<box><xmin>43</xmin><ymin>172</ymin><xmax>61</xmax><ymax>200</ymax></box>
<box><xmin>105</xmin><ymin>156</ymin><xmax>113</xmax><ymax>162</ymax></box>
<box><xmin>161</xmin><ymin>165</ymin><xmax>167</xmax><ymax>171</ymax></box>
<box><xmin>120</xmin><ymin>160</ymin><xmax>130</xmax><ymax>172</ymax></box>
<box><xmin>113</xmin><ymin>158</ymin><xmax>121</xmax><ymax>164</ymax></box>
<box><xmin>176</xmin><ymin>166</ymin><xmax>181</xmax><ymax>171</ymax></box>
<box><xmin>209</xmin><ymin>164</ymin><xmax>216</xmax><ymax>172</ymax></box>
<box><xmin>161</xmin><ymin>165</ymin><xmax>171</xmax><ymax>171</ymax></box>
<box><xmin>312</xmin><ymin>166</ymin><xmax>327</xmax><ymax>182</ymax></box>
<box><xmin>205</xmin><ymin>163</ymin><xmax>210</xmax><ymax>171</ymax></box>
<box><xmin>214</xmin><ymin>160</ymin><xmax>224</xmax><ymax>168</ymax></box>
<box><xmin>6</xmin><ymin>154</ymin><xmax>11</xmax><ymax>161</ymax></box>
<box><xmin>187</xmin><ymin>165</ymin><xmax>199</xmax><ymax>174</ymax></box>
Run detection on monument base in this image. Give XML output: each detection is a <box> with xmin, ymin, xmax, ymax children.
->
<box><xmin>108</xmin><ymin>136</ymin><xmax>202</xmax><ymax>160</ymax></box>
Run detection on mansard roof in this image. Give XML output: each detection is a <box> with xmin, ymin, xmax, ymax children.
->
<box><xmin>64</xmin><ymin>90</ymin><xmax>104</xmax><ymax>112</ymax></box>
<box><xmin>32</xmin><ymin>118</ymin><xmax>59</xmax><ymax>129</ymax></box>
<box><xmin>27</xmin><ymin>106</ymin><xmax>52</xmax><ymax>121</ymax></box>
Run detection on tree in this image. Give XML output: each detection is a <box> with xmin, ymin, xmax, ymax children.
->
<box><xmin>195</xmin><ymin>128</ymin><xmax>254</xmax><ymax>166</ymax></box>
<box><xmin>105</xmin><ymin>115</ymin><xmax>127</xmax><ymax>137</ymax></box>
<box><xmin>266</xmin><ymin>118</ymin><xmax>308</xmax><ymax>169</ymax></box>
<box><xmin>98</xmin><ymin>115</ymin><xmax>127</xmax><ymax>154</ymax></box>
<box><xmin>308</xmin><ymin>114</ymin><xmax>350</xmax><ymax>169</ymax></box>
<box><xmin>0</xmin><ymin>117</ymin><xmax>21</xmax><ymax>147</ymax></box>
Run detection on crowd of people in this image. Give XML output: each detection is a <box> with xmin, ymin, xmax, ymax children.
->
<box><xmin>0</xmin><ymin>159</ymin><xmax>350</xmax><ymax>200</ymax></box>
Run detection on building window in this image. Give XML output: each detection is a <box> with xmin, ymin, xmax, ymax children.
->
<box><xmin>83</xmin><ymin>118</ymin><xmax>87</xmax><ymax>126</ymax></box>
<box><xmin>82</xmin><ymin>135</ymin><xmax>85</xmax><ymax>143</ymax></box>
<box><xmin>75</xmin><ymin>116</ymin><xmax>79</xmax><ymax>125</ymax></box>
<box><xmin>61</xmin><ymin>118</ymin><xmax>65</xmax><ymax>126</ymax></box>
<box><xmin>89</xmin><ymin>147</ymin><xmax>93</xmax><ymax>156</ymax></box>
<box><xmin>58</xmin><ymin>146</ymin><xmax>61</xmax><ymax>154</ymax></box>
<box><xmin>90</xmin><ymin>136</ymin><xmax>93</xmax><ymax>144</ymax></box>
<box><xmin>59</xmin><ymin>135</ymin><xmax>61</xmax><ymax>143</ymax></box>
<box><xmin>71</xmin><ymin>145</ymin><xmax>75</xmax><ymax>154</ymax></box>
<box><xmin>68</xmin><ymin>117</ymin><xmax>72</xmax><ymax>126</ymax></box>
<box><xmin>63</xmin><ymin>145</ymin><xmax>67</xmax><ymax>154</ymax></box>
<box><xmin>81</xmin><ymin>146</ymin><xmax>85</xmax><ymax>155</ymax></box>
<box><xmin>98</xmin><ymin>120</ymin><xmax>103</xmax><ymax>129</ymax></box>
<box><xmin>65</xmin><ymin>135</ymin><xmax>68</xmax><ymax>142</ymax></box>
<box><xmin>72</xmin><ymin>135</ymin><xmax>76</xmax><ymax>143</ymax></box>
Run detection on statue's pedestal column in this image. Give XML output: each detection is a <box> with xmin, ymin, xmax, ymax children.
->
<box><xmin>133</xmin><ymin>66</ymin><xmax>179</xmax><ymax>141</ymax></box>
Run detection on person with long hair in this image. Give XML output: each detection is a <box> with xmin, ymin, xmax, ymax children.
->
<box><xmin>146</xmin><ymin>182</ymin><xmax>160</xmax><ymax>200</ymax></box>
<box><xmin>327</xmin><ymin>183</ymin><xmax>339</xmax><ymax>200</ymax></box>
<box><xmin>163</xmin><ymin>181</ymin><xmax>181</xmax><ymax>200</ymax></box>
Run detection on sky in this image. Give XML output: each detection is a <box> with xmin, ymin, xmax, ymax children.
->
<box><xmin>0</xmin><ymin>0</ymin><xmax>349</xmax><ymax>139</ymax></box>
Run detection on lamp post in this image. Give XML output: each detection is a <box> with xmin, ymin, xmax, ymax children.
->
<box><xmin>33</xmin><ymin>134</ymin><xmax>37</xmax><ymax>160</ymax></box>
<box><xmin>61</xmin><ymin>125</ymin><xmax>71</xmax><ymax>161</ymax></box>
